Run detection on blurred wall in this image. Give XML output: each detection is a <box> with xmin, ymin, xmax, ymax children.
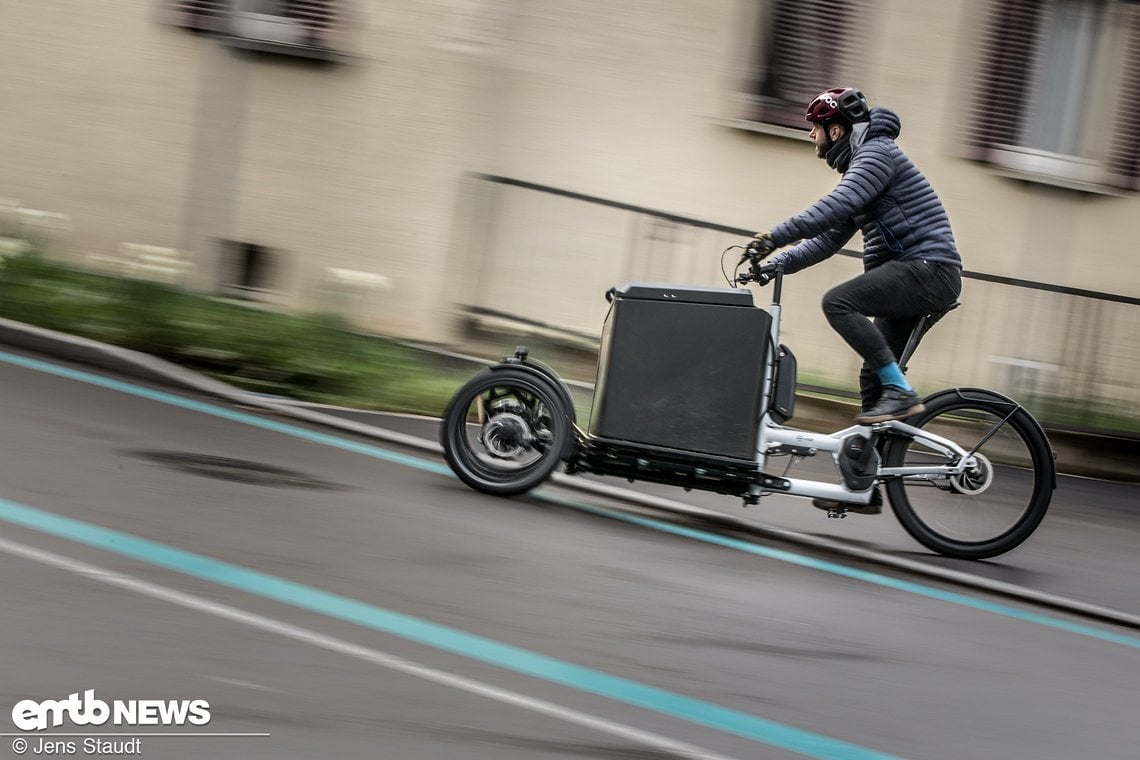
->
<box><xmin>1</xmin><ymin>0</ymin><xmax>1138</xmax><ymax>419</ymax></box>
<box><xmin>0</xmin><ymin>0</ymin><xmax>488</xmax><ymax>338</ymax></box>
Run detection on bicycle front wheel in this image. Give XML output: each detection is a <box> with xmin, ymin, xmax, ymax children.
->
<box><xmin>882</xmin><ymin>388</ymin><xmax>1055</xmax><ymax>560</ymax></box>
<box><xmin>441</xmin><ymin>367</ymin><xmax>571</xmax><ymax>496</ymax></box>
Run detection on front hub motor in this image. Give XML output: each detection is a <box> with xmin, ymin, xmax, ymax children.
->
<box><xmin>481</xmin><ymin>413</ymin><xmax>535</xmax><ymax>459</ymax></box>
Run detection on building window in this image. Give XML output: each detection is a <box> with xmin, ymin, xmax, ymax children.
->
<box><xmin>220</xmin><ymin>240</ymin><xmax>280</xmax><ymax>299</ymax></box>
<box><xmin>741</xmin><ymin>0</ymin><xmax>873</xmax><ymax>130</ymax></box>
<box><xmin>965</xmin><ymin>0</ymin><xmax>1140</xmax><ymax>192</ymax></box>
<box><xmin>166</xmin><ymin>0</ymin><xmax>344</xmax><ymax>60</ymax></box>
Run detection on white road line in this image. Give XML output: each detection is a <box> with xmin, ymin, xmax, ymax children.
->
<box><xmin>0</xmin><ymin>536</ymin><xmax>742</xmax><ymax>760</ymax></box>
<box><xmin>198</xmin><ymin>675</ymin><xmax>280</xmax><ymax>693</ymax></box>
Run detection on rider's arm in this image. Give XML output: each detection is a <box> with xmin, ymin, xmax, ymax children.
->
<box><xmin>768</xmin><ymin>142</ymin><xmax>895</xmax><ymax>247</ymax></box>
<box><xmin>769</xmin><ymin>221</ymin><xmax>857</xmax><ymax>274</ymax></box>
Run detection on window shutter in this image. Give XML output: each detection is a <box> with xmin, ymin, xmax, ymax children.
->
<box><xmin>964</xmin><ymin>0</ymin><xmax>1044</xmax><ymax>161</ymax></box>
<box><xmin>1104</xmin><ymin>6</ymin><xmax>1140</xmax><ymax>189</ymax></box>
<box><xmin>168</xmin><ymin>0</ymin><xmax>231</xmax><ymax>33</ymax></box>
<box><xmin>281</xmin><ymin>0</ymin><xmax>339</xmax><ymax>47</ymax></box>
<box><xmin>749</xmin><ymin>0</ymin><xmax>870</xmax><ymax>129</ymax></box>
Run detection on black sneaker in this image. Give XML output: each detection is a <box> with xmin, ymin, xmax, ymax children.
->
<box><xmin>855</xmin><ymin>385</ymin><xmax>925</xmax><ymax>424</ymax></box>
<box><xmin>812</xmin><ymin>486</ymin><xmax>883</xmax><ymax>515</ymax></box>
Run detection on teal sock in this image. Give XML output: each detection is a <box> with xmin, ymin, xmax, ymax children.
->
<box><xmin>876</xmin><ymin>362</ymin><xmax>913</xmax><ymax>391</ymax></box>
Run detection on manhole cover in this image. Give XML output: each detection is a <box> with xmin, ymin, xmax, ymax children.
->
<box><xmin>129</xmin><ymin>450</ymin><xmax>344</xmax><ymax>489</ymax></box>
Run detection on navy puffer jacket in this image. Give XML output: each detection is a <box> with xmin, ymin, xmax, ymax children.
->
<box><xmin>768</xmin><ymin>107</ymin><xmax>961</xmax><ymax>273</ymax></box>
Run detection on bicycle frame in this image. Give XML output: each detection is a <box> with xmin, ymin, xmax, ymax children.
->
<box><xmin>752</xmin><ymin>420</ymin><xmax>981</xmax><ymax>502</ymax></box>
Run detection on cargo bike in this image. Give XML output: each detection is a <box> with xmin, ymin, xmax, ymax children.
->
<box><xmin>441</xmin><ymin>243</ymin><xmax>1056</xmax><ymax>559</ymax></box>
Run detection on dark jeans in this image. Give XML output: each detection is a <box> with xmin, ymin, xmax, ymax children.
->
<box><xmin>822</xmin><ymin>259</ymin><xmax>961</xmax><ymax>410</ymax></box>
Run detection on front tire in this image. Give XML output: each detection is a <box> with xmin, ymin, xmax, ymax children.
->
<box><xmin>882</xmin><ymin>389</ymin><xmax>1055</xmax><ymax>560</ymax></box>
<box><xmin>441</xmin><ymin>367</ymin><xmax>571</xmax><ymax>496</ymax></box>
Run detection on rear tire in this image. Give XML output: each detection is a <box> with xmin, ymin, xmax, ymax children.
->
<box><xmin>882</xmin><ymin>389</ymin><xmax>1054</xmax><ymax>559</ymax></box>
<box><xmin>441</xmin><ymin>367</ymin><xmax>571</xmax><ymax>496</ymax></box>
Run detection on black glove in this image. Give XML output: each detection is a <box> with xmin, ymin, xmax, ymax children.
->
<box><xmin>751</xmin><ymin>232</ymin><xmax>777</xmax><ymax>256</ymax></box>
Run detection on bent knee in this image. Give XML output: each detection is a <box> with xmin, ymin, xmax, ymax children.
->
<box><xmin>821</xmin><ymin>287</ymin><xmax>856</xmax><ymax>316</ymax></box>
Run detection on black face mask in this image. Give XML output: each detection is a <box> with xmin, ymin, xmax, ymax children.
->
<box><xmin>823</xmin><ymin>121</ymin><xmax>870</xmax><ymax>173</ymax></box>
<box><xmin>825</xmin><ymin>130</ymin><xmax>853</xmax><ymax>173</ymax></box>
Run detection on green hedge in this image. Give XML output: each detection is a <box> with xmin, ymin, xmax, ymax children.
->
<box><xmin>0</xmin><ymin>254</ymin><xmax>467</xmax><ymax>415</ymax></box>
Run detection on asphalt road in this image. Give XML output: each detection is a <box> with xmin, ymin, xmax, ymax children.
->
<box><xmin>1</xmin><ymin>350</ymin><xmax>1138</xmax><ymax>760</ymax></box>
<box><xmin>347</xmin><ymin>410</ymin><xmax>1140</xmax><ymax>617</ymax></box>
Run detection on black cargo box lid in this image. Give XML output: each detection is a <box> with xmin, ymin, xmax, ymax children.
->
<box><xmin>609</xmin><ymin>282</ymin><xmax>755</xmax><ymax>307</ymax></box>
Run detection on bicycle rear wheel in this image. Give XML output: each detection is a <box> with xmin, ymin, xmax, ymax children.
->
<box><xmin>882</xmin><ymin>388</ymin><xmax>1055</xmax><ymax>560</ymax></box>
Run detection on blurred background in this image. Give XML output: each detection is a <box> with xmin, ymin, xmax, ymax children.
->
<box><xmin>0</xmin><ymin>0</ymin><xmax>1137</xmax><ymax>433</ymax></box>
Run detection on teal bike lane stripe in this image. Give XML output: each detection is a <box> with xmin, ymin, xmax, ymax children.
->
<box><xmin>0</xmin><ymin>497</ymin><xmax>899</xmax><ymax>760</ymax></box>
<box><xmin>3</xmin><ymin>348</ymin><xmax>1139</xmax><ymax>652</ymax></box>
<box><xmin>0</xmin><ymin>350</ymin><xmax>453</xmax><ymax>476</ymax></box>
<box><xmin>540</xmin><ymin>494</ymin><xmax>1140</xmax><ymax>650</ymax></box>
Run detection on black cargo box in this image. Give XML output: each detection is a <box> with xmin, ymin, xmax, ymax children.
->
<box><xmin>588</xmin><ymin>283</ymin><xmax>772</xmax><ymax>460</ymax></box>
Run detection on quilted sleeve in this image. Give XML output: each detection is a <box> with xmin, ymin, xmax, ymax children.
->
<box><xmin>769</xmin><ymin>143</ymin><xmax>895</xmax><ymax>246</ymax></box>
<box><xmin>769</xmin><ymin>220</ymin><xmax>857</xmax><ymax>274</ymax></box>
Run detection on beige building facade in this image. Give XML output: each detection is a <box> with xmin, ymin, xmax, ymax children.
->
<box><xmin>2</xmin><ymin>0</ymin><xmax>1138</xmax><ymax>425</ymax></box>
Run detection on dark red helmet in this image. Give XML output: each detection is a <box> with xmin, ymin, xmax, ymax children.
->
<box><xmin>805</xmin><ymin>88</ymin><xmax>870</xmax><ymax>126</ymax></box>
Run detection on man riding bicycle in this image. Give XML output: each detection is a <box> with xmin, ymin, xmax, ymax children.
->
<box><xmin>754</xmin><ymin>87</ymin><xmax>962</xmax><ymax>422</ymax></box>
<box><xmin>751</xmin><ymin>88</ymin><xmax>963</xmax><ymax>513</ymax></box>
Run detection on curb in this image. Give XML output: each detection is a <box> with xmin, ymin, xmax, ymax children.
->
<box><xmin>2</xmin><ymin>318</ymin><xmax>1138</xmax><ymax>631</ymax></box>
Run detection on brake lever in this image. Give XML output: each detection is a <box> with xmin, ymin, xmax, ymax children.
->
<box><xmin>736</xmin><ymin>264</ymin><xmax>777</xmax><ymax>287</ymax></box>
<box><xmin>739</xmin><ymin>241</ymin><xmax>763</xmax><ymax>267</ymax></box>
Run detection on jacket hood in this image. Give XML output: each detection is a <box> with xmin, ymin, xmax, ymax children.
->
<box><xmin>829</xmin><ymin>106</ymin><xmax>898</xmax><ymax>172</ymax></box>
<box><xmin>826</xmin><ymin>107</ymin><xmax>901</xmax><ymax>173</ymax></box>
<box><xmin>865</xmin><ymin>107</ymin><xmax>901</xmax><ymax>141</ymax></box>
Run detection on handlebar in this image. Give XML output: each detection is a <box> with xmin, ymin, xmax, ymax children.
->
<box><xmin>736</xmin><ymin>239</ymin><xmax>783</xmax><ymax>287</ymax></box>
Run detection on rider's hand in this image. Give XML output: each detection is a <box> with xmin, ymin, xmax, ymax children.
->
<box><xmin>755</xmin><ymin>261</ymin><xmax>779</xmax><ymax>286</ymax></box>
<box><xmin>751</xmin><ymin>232</ymin><xmax>777</xmax><ymax>256</ymax></box>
